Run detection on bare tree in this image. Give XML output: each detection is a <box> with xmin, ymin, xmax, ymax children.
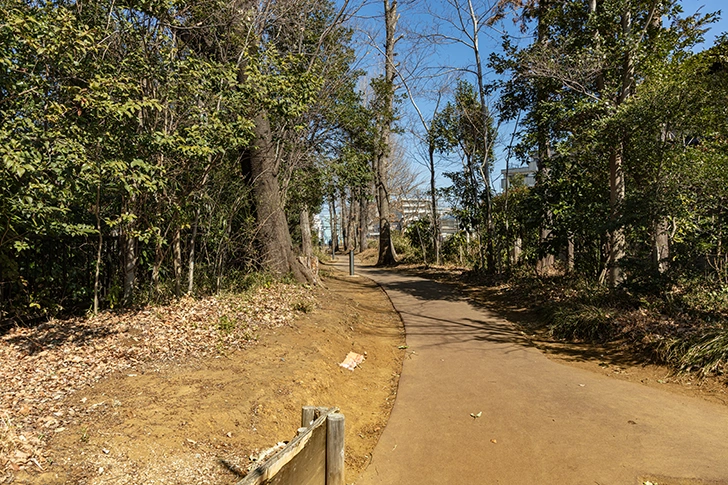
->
<box><xmin>424</xmin><ymin>0</ymin><xmax>502</xmax><ymax>272</ymax></box>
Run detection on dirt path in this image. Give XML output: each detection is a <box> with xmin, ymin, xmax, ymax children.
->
<box><xmin>353</xmin><ymin>266</ymin><xmax>728</xmax><ymax>485</ymax></box>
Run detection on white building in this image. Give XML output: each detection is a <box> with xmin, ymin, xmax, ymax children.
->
<box><xmin>500</xmin><ymin>160</ymin><xmax>538</xmax><ymax>191</ymax></box>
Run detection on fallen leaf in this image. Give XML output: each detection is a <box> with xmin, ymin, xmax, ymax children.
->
<box><xmin>490</xmin><ymin>439</ymin><xmax>497</xmax><ymax>444</ymax></box>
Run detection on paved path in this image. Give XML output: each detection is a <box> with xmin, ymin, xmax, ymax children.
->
<box><xmin>349</xmin><ymin>266</ymin><xmax>728</xmax><ymax>485</ymax></box>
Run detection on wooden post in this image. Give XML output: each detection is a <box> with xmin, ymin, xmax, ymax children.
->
<box><xmin>301</xmin><ymin>406</ymin><xmax>316</xmax><ymax>428</ymax></box>
<box><xmin>326</xmin><ymin>413</ymin><xmax>345</xmax><ymax>485</ymax></box>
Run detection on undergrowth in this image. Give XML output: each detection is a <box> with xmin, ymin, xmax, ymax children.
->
<box><xmin>503</xmin><ymin>271</ymin><xmax>728</xmax><ymax>379</ymax></box>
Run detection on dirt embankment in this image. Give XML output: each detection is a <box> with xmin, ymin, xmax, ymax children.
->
<box><xmin>3</xmin><ymin>269</ymin><xmax>405</xmax><ymax>485</ymax></box>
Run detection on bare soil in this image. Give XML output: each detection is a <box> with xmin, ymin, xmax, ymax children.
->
<box><xmin>3</xmin><ymin>269</ymin><xmax>405</xmax><ymax>485</ymax></box>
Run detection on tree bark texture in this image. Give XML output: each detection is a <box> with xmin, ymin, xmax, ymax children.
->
<box><xmin>173</xmin><ymin>226</ymin><xmax>182</xmax><ymax>298</ymax></box>
<box><xmin>329</xmin><ymin>195</ymin><xmax>338</xmax><ymax>253</ymax></box>
<box><xmin>359</xmin><ymin>192</ymin><xmax>369</xmax><ymax>252</ymax></box>
<box><xmin>607</xmin><ymin>147</ymin><xmax>626</xmax><ymax>286</ymax></box>
<box><xmin>467</xmin><ymin>0</ymin><xmax>495</xmax><ymax>272</ymax></box>
<box><xmin>187</xmin><ymin>209</ymin><xmax>200</xmax><ymax>294</ymax></box>
<box><xmin>652</xmin><ymin>217</ymin><xmax>669</xmax><ymax>274</ymax></box>
<box><xmin>340</xmin><ymin>192</ymin><xmax>349</xmax><ymax>251</ymax></box>
<box><xmin>606</xmin><ymin>7</ymin><xmax>635</xmax><ymax>287</ymax></box>
<box><xmin>244</xmin><ymin>112</ymin><xmax>314</xmax><ymax>284</ymax></box>
<box><xmin>299</xmin><ymin>205</ymin><xmax>319</xmax><ymax>284</ymax></box>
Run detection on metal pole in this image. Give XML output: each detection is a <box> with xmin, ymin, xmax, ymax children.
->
<box><xmin>349</xmin><ymin>250</ymin><xmax>354</xmax><ymax>276</ymax></box>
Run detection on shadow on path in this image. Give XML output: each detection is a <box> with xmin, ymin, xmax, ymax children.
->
<box><xmin>360</xmin><ymin>265</ymin><xmax>648</xmax><ymax>369</ymax></box>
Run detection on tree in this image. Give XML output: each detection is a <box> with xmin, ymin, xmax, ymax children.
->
<box><xmin>497</xmin><ymin>0</ymin><xmax>714</xmax><ymax>285</ymax></box>
<box><xmin>434</xmin><ymin>80</ymin><xmax>496</xmax><ymax>271</ymax></box>
<box><xmin>372</xmin><ymin>0</ymin><xmax>402</xmax><ymax>266</ymax></box>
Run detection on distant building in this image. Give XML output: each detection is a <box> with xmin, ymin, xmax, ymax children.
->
<box><xmin>393</xmin><ymin>198</ymin><xmax>459</xmax><ymax>239</ymax></box>
<box><xmin>439</xmin><ymin>212</ymin><xmax>458</xmax><ymax>238</ymax></box>
<box><xmin>399</xmin><ymin>198</ymin><xmax>432</xmax><ymax>227</ymax></box>
<box><xmin>500</xmin><ymin>160</ymin><xmax>538</xmax><ymax>191</ymax></box>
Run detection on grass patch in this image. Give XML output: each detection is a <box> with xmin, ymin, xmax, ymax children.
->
<box><xmin>547</xmin><ymin>304</ymin><xmax>616</xmax><ymax>342</ymax></box>
<box><xmin>657</xmin><ymin>326</ymin><xmax>728</xmax><ymax>377</ymax></box>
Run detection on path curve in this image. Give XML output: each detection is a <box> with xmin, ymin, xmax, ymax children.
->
<box><xmin>348</xmin><ymin>265</ymin><xmax>728</xmax><ymax>485</ymax></box>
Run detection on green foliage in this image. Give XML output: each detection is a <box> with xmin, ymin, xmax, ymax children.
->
<box><xmin>0</xmin><ymin>0</ymin><xmax>361</xmax><ymax>320</ymax></box>
<box><xmin>391</xmin><ymin>231</ymin><xmax>415</xmax><ymax>261</ymax></box>
<box><xmin>404</xmin><ymin>218</ymin><xmax>435</xmax><ymax>263</ymax></box>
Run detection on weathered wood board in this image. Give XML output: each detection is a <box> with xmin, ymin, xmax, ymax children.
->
<box><xmin>238</xmin><ymin>411</ymin><xmax>331</xmax><ymax>485</ymax></box>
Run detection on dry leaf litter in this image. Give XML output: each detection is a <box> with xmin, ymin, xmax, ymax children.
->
<box><xmin>0</xmin><ymin>283</ymin><xmax>314</xmax><ymax>482</ymax></box>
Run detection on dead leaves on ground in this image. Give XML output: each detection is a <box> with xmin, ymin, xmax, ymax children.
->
<box><xmin>0</xmin><ymin>284</ymin><xmax>315</xmax><ymax>478</ymax></box>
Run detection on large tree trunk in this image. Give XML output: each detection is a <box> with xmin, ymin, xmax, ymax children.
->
<box><xmin>93</xmin><ymin>183</ymin><xmax>102</xmax><ymax>314</ymax></box>
<box><xmin>122</xmin><ymin>221</ymin><xmax>137</xmax><ymax>304</ymax></box>
<box><xmin>607</xmin><ymin>147</ymin><xmax>626</xmax><ymax>286</ymax></box>
<box><xmin>151</xmin><ymin>236</ymin><xmax>162</xmax><ymax>296</ymax></box>
<box><xmin>340</xmin><ymin>192</ymin><xmax>349</xmax><ymax>250</ymax></box>
<box><xmin>465</xmin><ymin>0</ymin><xmax>495</xmax><ymax>273</ymax></box>
<box><xmin>376</xmin><ymin>0</ymin><xmax>399</xmax><ymax>266</ymax></box>
<box><xmin>347</xmin><ymin>193</ymin><xmax>357</xmax><ymax>252</ymax></box>
<box><xmin>244</xmin><ymin>112</ymin><xmax>314</xmax><ymax>284</ymax></box>
<box><xmin>375</xmin><ymin>152</ymin><xmax>397</xmax><ymax>265</ymax></box>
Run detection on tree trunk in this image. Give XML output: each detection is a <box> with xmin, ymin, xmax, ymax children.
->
<box><xmin>566</xmin><ymin>236</ymin><xmax>575</xmax><ymax>273</ymax></box>
<box><xmin>243</xmin><ymin>112</ymin><xmax>314</xmax><ymax>284</ymax></box>
<box><xmin>429</xmin><ymin>143</ymin><xmax>441</xmax><ymax>265</ymax></box>
<box><xmin>376</xmin><ymin>0</ymin><xmax>399</xmax><ymax>266</ymax></box>
<box><xmin>512</xmin><ymin>237</ymin><xmax>522</xmax><ymax>266</ymax></box>
<box><xmin>347</xmin><ymin>193</ymin><xmax>357</xmax><ymax>252</ymax></box>
<box><xmin>653</xmin><ymin>217</ymin><xmax>669</xmax><ymax>274</ymax></box>
<box><xmin>299</xmin><ymin>205</ymin><xmax>319</xmax><ymax>284</ymax></box>
<box><xmin>329</xmin><ymin>195</ymin><xmax>338</xmax><ymax>254</ymax></box>
<box><xmin>122</xmin><ymin>226</ymin><xmax>137</xmax><ymax>305</ymax></box>
<box><xmin>93</xmin><ymin>183</ymin><xmax>102</xmax><ymax>314</ymax></box>
<box><xmin>151</xmin><ymin>232</ymin><xmax>163</xmax><ymax>296</ymax></box>
<box><xmin>607</xmin><ymin>147</ymin><xmax>626</xmax><ymax>286</ymax></box>
<box><xmin>187</xmin><ymin>208</ymin><xmax>200</xmax><ymax>294</ymax></box>
<box><xmin>173</xmin><ymin>226</ymin><xmax>182</xmax><ymax>298</ymax></box>
<box><xmin>607</xmin><ymin>8</ymin><xmax>635</xmax><ymax>287</ymax></box>
<box><xmin>359</xmin><ymin>192</ymin><xmax>368</xmax><ymax>252</ymax></box>
<box><xmin>340</xmin><ymin>192</ymin><xmax>349</xmax><ymax>251</ymax></box>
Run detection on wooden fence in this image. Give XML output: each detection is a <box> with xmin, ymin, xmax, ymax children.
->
<box><xmin>237</xmin><ymin>406</ymin><xmax>345</xmax><ymax>485</ymax></box>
